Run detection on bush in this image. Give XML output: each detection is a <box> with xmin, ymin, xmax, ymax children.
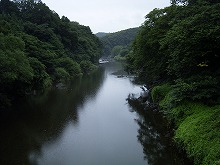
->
<box><xmin>154</xmin><ymin>76</ymin><xmax>220</xmax><ymax>111</ymax></box>
<box><xmin>171</xmin><ymin>76</ymin><xmax>219</xmax><ymax>104</ymax></box>
<box><xmin>114</xmin><ymin>55</ymin><xmax>126</xmax><ymax>61</ymax></box>
<box><xmin>151</xmin><ymin>83</ymin><xmax>172</xmax><ymax>103</ymax></box>
<box><xmin>174</xmin><ymin>103</ymin><xmax>220</xmax><ymax>165</ymax></box>
<box><xmin>151</xmin><ymin>82</ymin><xmax>220</xmax><ymax>165</ymax></box>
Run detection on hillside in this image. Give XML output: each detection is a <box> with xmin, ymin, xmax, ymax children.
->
<box><xmin>0</xmin><ymin>0</ymin><xmax>101</xmax><ymax>109</ymax></box>
<box><xmin>95</xmin><ymin>32</ymin><xmax>109</xmax><ymax>38</ymax></box>
<box><xmin>99</xmin><ymin>27</ymin><xmax>139</xmax><ymax>58</ymax></box>
<box><xmin>127</xmin><ymin>1</ymin><xmax>220</xmax><ymax>164</ymax></box>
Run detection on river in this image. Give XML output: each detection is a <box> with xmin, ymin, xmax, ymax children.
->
<box><xmin>0</xmin><ymin>62</ymin><xmax>189</xmax><ymax>165</ymax></box>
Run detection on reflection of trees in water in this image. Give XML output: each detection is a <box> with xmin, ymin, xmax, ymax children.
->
<box><xmin>0</xmin><ymin>67</ymin><xmax>105</xmax><ymax>165</ymax></box>
<box><xmin>128</xmin><ymin>102</ymin><xmax>191</xmax><ymax>165</ymax></box>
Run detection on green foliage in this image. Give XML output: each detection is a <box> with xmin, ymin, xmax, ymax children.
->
<box><xmin>153</xmin><ymin>86</ymin><xmax>220</xmax><ymax>165</ymax></box>
<box><xmin>0</xmin><ymin>0</ymin><xmax>101</xmax><ymax>108</ymax></box>
<box><xmin>95</xmin><ymin>32</ymin><xmax>109</xmax><ymax>38</ymax></box>
<box><xmin>114</xmin><ymin>55</ymin><xmax>126</xmax><ymax>61</ymax></box>
<box><xmin>174</xmin><ymin>103</ymin><xmax>220</xmax><ymax>165</ymax></box>
<box><xmin>151</xmin><ymin>83</ymin><xmax>172</xmax><ymax>103</ymax></box>
<box><xmin>153</xmin><ymin>75</ymin><xmax>220</xmax><ymax>112</ymax></box>
<box><xmin>128</xmin><ymin>7</ymin><xmax>177</xmax><ymax>84</ymax></box>
<box><xmin>171</xmin><ymin>76</ymin><xmax>219</xmax><ymax>103</ymax></box>
<box><xmin>99</xmin><ymin>27</ymin><xmax>139</xmax><ymax>57</ymax></box>
<box><xmin>161</xmin><ymin>4</ymin><xmax>220</xmax><ymax>79</ymax></box>
<box><xmin>151</xmin><ymin>81</ymin><xmax>220</xmax><ymax>165</ymax></box>
<box><xmin>55</xmin><ymin>57</ymin><xmax>82</xmax><ymax>77</ymax></box>
<box><xmin>0</xmin><ymin>33</ymin><xmax>34</xmax><ymax>101</ymax></box>
<box><xmin>28</xmin><ymin>57</ymin><xmax>51</xmax><ymax>90</ymax></box>
<box><xmin>80</xmin><ymin>60</ymin><xmax>97</xmax><ymax>74</ymax></box>
<box><xmin>0</xmin><ymin>34</ymin><xmax>33</xmax><ymax>85</ymax></box>
<box><xmin>70</xmin><ymin>22</ymin><xmax>101</xmax><ymax>63</ymax></box>
<box><xmin>111</xmin><ymin>45</ymin><xmax>123</xmax><ymax>57</ymax></box>
<box><xmin>128</xmin><ymin>2</ymin><xmax>220</xmax><ymax>101</ymax></box>
<box><xmin>127</xmin><ymin>1</ymin><xmax>220</xmax><ymax>165</ymax></box>
<box><xmin>54</xmin><ymin>67</ymin><xmax>70</xmax><ymax>82</ymax></box>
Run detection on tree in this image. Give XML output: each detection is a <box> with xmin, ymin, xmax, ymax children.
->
<box><xmin>0</xmin><ymin>34</ymin><xmax>34</xmax><ymax>96</ymax></box>
<box><xmin>54</xmin><ymin>57</ymin><xmax>82</xmax><ymax>77</ymax></box>
<box><xmin>0</xmin><ymin>0</ymin><xmax>102</xmax><ymax>109</ymax></box>
<box><xmin>129</xmin><ymin>7</ymin><xmax>177</xmax><ymax>84</ymax></box>
<box><xmin>99</xmin><ymin>27</ymin><xmax>139</xmax><ymax>57</ymax></box>
<box><xmin>161</xmin><ymin>4</ymin><xmax>220</xmax><ymax>78</ymax></box>
<box><xmin>28</xmin><ymin>57</ymin><xmax>51</xmax><ymax>90</ymax></box>
<box><xmin>111</xmin><ymin>45</ymin><xmax>123</xmax><ymax>57</ymax></box>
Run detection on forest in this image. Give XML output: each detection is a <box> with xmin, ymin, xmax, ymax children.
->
<box><xmin>98</xmin><ymin>27</ymin><xmax>139</xmax><ymax>60</ymax></box>
<box><xmin>127</xmin><ymin>0</ymin><xmax>220</xmax><ymax>164</ymax></box>
<box><xmin>0</xmin><ymin>0</ymin><xmax>220</xmax><ymax>164</ymax></box>
<box><xmin>0</xmin><ymin>0</ymin><xmax>101</xmax><ymax>109</ymax></box>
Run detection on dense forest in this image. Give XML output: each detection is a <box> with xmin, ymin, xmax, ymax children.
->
<box><xmin>98</xmin><ymin>27</ymin><xmax>139</xmax><ymax>60</ymax></box>
<box><xmin>95</xmin><ymin>32</ymin><xmax>109</xmax><ymax>38</ymax></box>
<box><xmin>0</xmin><ymin>0</ymin><xmax>101</xmax><ymax>109</ymax></box>
<box><xmin>127</xmin><ymin>0</ymin><xmax>220</xmax><ymax>164</ymax></box>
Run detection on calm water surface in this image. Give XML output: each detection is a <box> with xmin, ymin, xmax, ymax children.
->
<box><xmin>0</xmin><ymin>63</ymin><xmax>188</xmax><ymax>165</ymax></box>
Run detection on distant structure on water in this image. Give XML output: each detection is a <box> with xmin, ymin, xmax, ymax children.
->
<box><xmin>99</xmin><ymin>59</ymin><xmax>109</xmax><ymax>64</ymax></box>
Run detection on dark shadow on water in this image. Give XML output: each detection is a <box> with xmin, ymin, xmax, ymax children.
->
<box><xmin>0</xmin><ymin>67</ymin><xmax>105</xmax><ymax>165</ymax></box>
<box><xmin>127</xmin><ymin>98</ymin><xmax>193</xmax><ymax>165</ymax></box>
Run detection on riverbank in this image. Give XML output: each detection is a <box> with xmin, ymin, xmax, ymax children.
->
<box><xmin>151</xmin><ymin>84</ymin><xmax>220</xmax><ymax>165</ymax></box>
<box><xmin>2</xmin><ymin>62</ymin><xmax>183</xmax><ymax>165</ymax></box>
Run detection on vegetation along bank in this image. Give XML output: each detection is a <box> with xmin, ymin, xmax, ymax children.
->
<box><xmin>0</xmin><ymin>0</ymin><xmax>102</xmax><ymax>109</ymax></box>
<box><xmin>126</xmin><ymin>0</ymin><xmax>220</xmax><ymax>164</ymax></box>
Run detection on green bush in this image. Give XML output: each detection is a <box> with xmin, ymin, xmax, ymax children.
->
<box><xmin>174</xmin><ymin>103</ymin><xmax>220</xmax><ymax>165</ymax></box>
<box><xmin>154</xmin><ymin>76</ymin><xmax>220</xmax><ymax>111</ymax></box>
<box><xmin>171</xmin><ymin>76</ymin><xmax>219</xmax><ymax>104</ymax></box>
<box><xmin>151</xmin><ymin>83</ymin><xmax>172</xmax><ymax>103</ymax></box>
<box><xmin>152</xmin><ymin>82</ymin><xmax>220</xmax><ymax>165</ymax></box>
<box><xmin>114</xmin><ymin>55</ymin><xmax>127</xmax><ymax>61</ymax></box>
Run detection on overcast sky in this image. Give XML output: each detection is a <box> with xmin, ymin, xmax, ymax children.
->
<box><xmin>43</xmin><ymin>0</ymin><xmax>171</xmax><ymax>33</ymax></box>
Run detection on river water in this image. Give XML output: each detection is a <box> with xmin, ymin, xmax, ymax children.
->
<box><xmin>0</xmin><ymin>63</ymin><xmax>189</xmax><ymax>165</ymax></box>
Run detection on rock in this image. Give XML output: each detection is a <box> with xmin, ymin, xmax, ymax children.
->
<box><xmin>56</xmin><ymin>82</ymin><xmax>66</xmax><ymax>89</ymax></box>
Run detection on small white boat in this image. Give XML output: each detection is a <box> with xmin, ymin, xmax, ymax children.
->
<box><xmin>99</xmin><ymin>59</ymin><xmax>109</xmax><ymax>64</ymax></box>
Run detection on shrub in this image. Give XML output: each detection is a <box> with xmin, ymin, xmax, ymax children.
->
<box><xmin>151</xmin><ymin>82</ymin><xmax>220</xmax><ymax>165</ymax></box>
<box><xmin>151</xmin><ymin>83</ymin><xmax>172</xmax><ymax>103</ymax></box>
<box><xmin>171</xmin><ymin>76</ymin><xmax>219</xmax><ymax>104</ymax></box>
<box><xmin>174</xmin><ymin>104</ymin><xmax>220</xmax><ymax>165</ymax></box>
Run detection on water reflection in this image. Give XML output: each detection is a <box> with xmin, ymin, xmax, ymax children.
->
<box><xmin>0</xmin><ymin>63</ymin><xmax>191</xmax><ymax>165</ymax></box>
<box><xmin>128</xmin><ymin>100</ymin><xmax>191</xmax><ymax>165</ymax></box>
<box><xmin>0</xmin><ymin>67</ymin><xmax>105</xmax><ymax>165</ymax></box>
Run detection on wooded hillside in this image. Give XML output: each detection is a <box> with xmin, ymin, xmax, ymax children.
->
<box><xmin>0</xmin><ymin>0</ymin><xmax>101</xmax><ymax>109</ymax></box>
<box><xmin>127</xmin><ymin>1</ymin><xmax>220</xmax><ymax>164</ymax></box>
<box><xmin>99</xmin><ymin>27</ymin><xmax>139</xmax><ymax>58</ymax></box>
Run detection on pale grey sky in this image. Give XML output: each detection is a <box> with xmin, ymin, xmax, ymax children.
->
<box><xmin>43</xmin><ymin>0</ymin><xmax>170</xmax><ymax>33</ymax></box>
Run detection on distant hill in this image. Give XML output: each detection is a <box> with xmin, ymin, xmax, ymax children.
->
<box><xmin>99</xmin><ymin>27</ymin><xmax>139</xmax><ymax>57</ymax></box>
<box><xmin>95</xmin><ymin>32</ymin><xmax>109</xmax><ymax>38</ymax></box>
